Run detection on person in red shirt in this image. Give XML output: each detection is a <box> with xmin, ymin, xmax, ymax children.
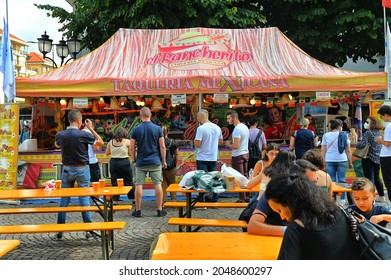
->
<box><xmin>293</xmin><ymin>113</ymin><xmax>316</xmax><ymax>132</ymax></box>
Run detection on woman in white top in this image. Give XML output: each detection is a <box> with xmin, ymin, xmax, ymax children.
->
<box><xmin>105</xmin><ymin>127</ymin><xmax>134</xmax><ymax>203</ymax></box>
<box><xmin>321</xmin><ymin>119</ymin><xmax>352</xmax><ymax>184</ymax></box>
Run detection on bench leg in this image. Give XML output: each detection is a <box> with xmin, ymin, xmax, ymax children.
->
<box><xmin>100</xmin><ymin>229</ymin><xmax>110</xmax><ymax>260</ymax></box>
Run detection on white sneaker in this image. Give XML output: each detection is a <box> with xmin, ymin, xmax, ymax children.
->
<box><xmin>375</xmin><ymin>196</ymin><xmax>386</xmax><ymax>203</ymax></box>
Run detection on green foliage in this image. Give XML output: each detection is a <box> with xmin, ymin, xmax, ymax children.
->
<box><xmin>35</xmin><ymin>0</ymin><xmax>387</xmax><ymax>67</ymax></box>
<box><xmin>257</xmin><ymin>0</ymin><xmax>385</xmax><ymax>66</ymax></box>
<box><xmin>35</xmin><ymin>0</ymin><xmax>265</xmax><ymax>52</ymax></box>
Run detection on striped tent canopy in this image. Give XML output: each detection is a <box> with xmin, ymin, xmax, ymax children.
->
<box><xmin>16</xmin><ymin>27</ymin><xmax>386</xmax><ymax>98</ymax></box>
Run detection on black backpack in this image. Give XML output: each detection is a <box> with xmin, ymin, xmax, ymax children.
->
<box><xmin>248</xmin><ymin>130</ymin><xmax>262</xmax><ymax>160</ymax></box>
<box><xmin>165</xmin><ymin>138</ymin><xmax>175</xmax><ymax>170</ymax></box>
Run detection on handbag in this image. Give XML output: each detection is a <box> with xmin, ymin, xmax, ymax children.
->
<box><xmin>352</xmin><ymin>143</ymin><xmax>370</xmax><ymax>158</ymax></box>
<box><xmin>340</xmin><ymin>206</ymin><xmax>391</xmax><ymax>260</ymax></box>
<box><xmin>352</xmin><ymin>132</ymin><xmax>372</xmax><ymax>159</ymax></box>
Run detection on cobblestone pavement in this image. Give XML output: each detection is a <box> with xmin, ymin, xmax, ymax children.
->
<box><xmin>0</xmin><ymin>195</ymin><xmax>244</xmax><ymax>260</ymax></box>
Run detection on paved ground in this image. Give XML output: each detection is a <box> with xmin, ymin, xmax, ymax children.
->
<box><xmin>0</xmin><ymin>195</ymin><xmax>244</xmax><ymax>260</ymax></box>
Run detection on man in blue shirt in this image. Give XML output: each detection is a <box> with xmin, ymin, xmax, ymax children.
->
<box><xmin>54</xmin><ymin>109</ymin><xmax>103</xmax><ymax>240</ymax></box>
<box><xmin>130</xmin><ymin>107</ymin><xmax>167</xmax><ymax>217</ymax></box>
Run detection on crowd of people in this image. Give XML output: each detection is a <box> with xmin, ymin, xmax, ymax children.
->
<box><xmin>53</xmin><ymin>104</ymin><xmax>391</xmax><ymax>259</ymax></box>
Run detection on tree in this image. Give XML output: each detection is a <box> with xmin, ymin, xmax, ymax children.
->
<box><xmin>257</xmin><ymin>0</ymin><xmax>385</xmax><ymax>66</ymax></box>
<box><xmin>36</xmin><ymin>0</ymin><xmax>387</xmax><ymax>67</ymax></box>
<box><xmin>35</xmin><ymin>0</ymin><xmax>266</xmax><ymax>52</ymax></box>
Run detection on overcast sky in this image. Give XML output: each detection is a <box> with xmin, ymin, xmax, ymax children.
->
<box><xmin>1</xmin><ymin>0</ymin><xmax>72</xmax><ymax>60</ymax></box>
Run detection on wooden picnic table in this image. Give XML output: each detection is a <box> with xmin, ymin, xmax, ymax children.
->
<box><xmin>151</xmin><ymin>232</ymin><xmax>282</xmax><ymax>260</ymax></box>
<box><xmin>0</xmin><ymin>186</ymin><xmax>132</xmax><ymax>260</ymax></box>
<box><xmin>0</xmin><ymin>240</ymin><xmax>20</xmax><ymax>258</ymax></box>
<box><xmin>332</xmin><ymin>183</ymin><xmax>352</xmax><ymax>203</ymax></box>
<box><xmin>166</xmin><ymin>183</ymin><xmax>259</xmax><ymax>231</ymax></box>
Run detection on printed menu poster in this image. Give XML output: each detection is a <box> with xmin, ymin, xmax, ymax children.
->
<box><xmin>0</xmin><ymin>104</ymin><xmax>19</xmax><ymax>190</ymax></box>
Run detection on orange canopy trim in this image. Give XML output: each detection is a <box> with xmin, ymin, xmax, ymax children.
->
<box><xmin>16</xmin><ymin>27</ymin><xmax>387</xmax><ymax>97</ymax></box>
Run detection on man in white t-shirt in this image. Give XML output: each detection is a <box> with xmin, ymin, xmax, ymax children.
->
<box><xmin>376</xmin><ymin>105</ymin><xmax>391</xmax><ymax>201</ymax></box>
<box><xmin>194</xmin><ymin>109</ymin><xmax>223</xmax><ymax>202</ymax></box>
<box><xmin>225</xmin><ymin>110</ymin><xmax>250</xmax><ymax>202</ymax></box>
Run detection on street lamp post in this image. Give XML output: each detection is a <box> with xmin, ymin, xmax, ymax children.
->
<box><xmin>37</xmin><ymin>31</ymin><xmax>81</xmax><ymax>68</ymax></box>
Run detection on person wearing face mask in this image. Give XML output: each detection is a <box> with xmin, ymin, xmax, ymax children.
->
<box><xmin>376</xmin><ymin>105</ymin><xmax>391</xmax><ymax>202</ymax></box>
<box><xmin>356</xmin><ymin>116</ymin><xmax>385</xmax><ymax>202</ymax></box>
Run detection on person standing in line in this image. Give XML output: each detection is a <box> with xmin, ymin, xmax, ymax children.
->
<box><xmin>376</xmin><ymin>105</ymin><xmax>391</xmax><ymax>202</ymax></box>
<box><xmin>129</xmin><ymin>107</ymin><xmax>167</xmax><ymax>217</ymax></box>
<box><xmin>162</xmin><ymin>125</ymin><xmax>178</xmax><ymax>204</ymax></box>
<box><xmin>248</xmin><ymin>116</ymin><xmax>267</xmax><ymax>171</ymax></box>
<box><xmin>225</xmin><ymin>110</ymin><xmax>250</xmax><ymax>203</ymax></box>
<box><xmin>82</xmin><ymin>125</ymin><xmax>103</xmax><ymax>183</ymax></box>
<box><xmin>289</xmin><ymin>118</ymin><xmax>318</xmax><ymax>159</ymax></box>
<box><xmin>194</xmin><ymin>109</ymin><xmax>223</xmax><ymax>202</ymax></box>
<box><xmin>54</xmin><ymin>109</ymin><xmax>103</xmax><ymax>240</ymax></box>
<box><xmin>356</xmin><ymin>116</ymin><xmax>385</xmax><ymax>202</ymax></box>
<box><xmin>321</xmin><ymin>118</ymin><xmax>352</xmax><ymax>205</ymax></box>
<box><xmin>106</xmin><ymin>127</ymin><xmax>135</xmax><ymax>204</ymax></box>
<box><xmin>293</xmin><ymin>114</ymin><xmax>316</xmax><ymax>132</ymax></box>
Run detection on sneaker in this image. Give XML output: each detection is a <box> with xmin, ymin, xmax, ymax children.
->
<box><xmin>376</xmin><ymin>196</ymin><xmax>386</xmax><ymax>203</ymax></box>
<box><xmin>157</xmin><ymin>209</ymin><xmax>167</xmax><ymax>217</ymax></box>
<box><xmin>132</xmin><ymin>210</ymin><xmax>142</xmax><ymax>218</ymax></box>
<box><xmin>55</xmin><ymin>232</ymin><xmax>63</xmax><ymax>240</ymax></box>
<box><xmin>85</xmin><ymin>232</ymin><xmax>93</xmax><ymax>240</ymax></box>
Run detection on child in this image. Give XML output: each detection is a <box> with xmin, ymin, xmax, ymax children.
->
<box><xmin>348</xmin><ymin>177</ymin><xmax>391</xmax><ymax>227</ymax></box>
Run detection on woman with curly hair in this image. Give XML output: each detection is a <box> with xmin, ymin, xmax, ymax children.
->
<box><xmin>302</xmin><ymin>148</ymin><xmax>333</xmax><ymax>199</ymax></box>
<box><xmin>265</xmin><ymin>173</ymin><xmax>361</xmax><ymax>259</ymax></box>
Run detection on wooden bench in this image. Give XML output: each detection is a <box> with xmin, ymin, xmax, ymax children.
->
<box><xmin>0</xmin><ymin>221</ymin><xmax>126</xmax><ymax>260</ymax></box>
<box><xmin>168</xmin><ymin>217</ymin><xmax>247</xmax><ymax>232</ymax></box>
<box><xmin>164</xmin><ymin>201</ymin><xmax>247</xmax><ymax>208</ymax></box>
<box><xmin>0</xmin><ymin>205</ymin><xmax>132</xmax><ymax>215</ymax></box>
<box><xmin>164</xmin><ymin>201</ymin><xmax>247</xmax><ymax>217</ymax></box>
<box><xmin>0</xmin><ymin>240</ymin><xmax>20</xmax><ymax>258</ymax></box>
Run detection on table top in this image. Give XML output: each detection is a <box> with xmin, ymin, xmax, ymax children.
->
<box><xmin>151</xmin><ymin>232</ymin><xmax>282</xmax><ymax>260</ymax></box>
<box><xmin>0</xmin><ymin>186</ymin><xmax>132</xmax><ymax>200</ymax></box>
<box><xmin>332</xmin><ymin>184</ymin><xmax>352</xmax><ymax>193</ymax></box>
<box><xmin>167</xmin><ymin>184</ymin><xmax>259</xmax><ymax>193</ymax></box>
<box><xmin>0</xmin><ymin>240</ymin><xmax>20</xmax><ymax>258</ymax></box>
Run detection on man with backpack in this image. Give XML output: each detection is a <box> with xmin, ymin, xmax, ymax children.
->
<box><xmin>248</xmin><ymin>117</ymin><xmax>267</xmax><ymax>171</ymax></box>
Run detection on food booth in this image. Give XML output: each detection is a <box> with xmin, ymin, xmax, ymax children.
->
<box><xmin>12</xmin><ymin>27</ymin><xmax>387</xmax><ymax>192</ymax></box>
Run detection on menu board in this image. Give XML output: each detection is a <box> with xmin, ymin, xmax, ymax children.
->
<box><xmin>0</xmin><ymin>104</ymin><xmax>19</xmax><ymax>190</ymax></box>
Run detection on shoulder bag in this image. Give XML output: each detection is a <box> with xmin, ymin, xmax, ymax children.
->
<box><xmin>352</xmin><ymin>132</ymin><xmax>372</xmax><ymax>159</ymax></box>
<box><xmin>340</xmin><ymin>206</ymin><xmax>391</xmax><ymax>260</ymax></box>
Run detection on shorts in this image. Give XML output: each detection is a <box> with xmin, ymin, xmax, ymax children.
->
<box><xmin>135</xmin><ymin>165</ymin><xmax>163</xmax><ymax>185</ymax></box>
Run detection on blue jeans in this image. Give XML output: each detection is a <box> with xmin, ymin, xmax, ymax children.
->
<box><xmin>57</xmin><ymin>165</ymin><xmax>92</xmax><ymax>224</ymax></box>
<box><xmin>326</xmin><ymin>161</ymin><xmax>348</xmax><ymax>200</ymax></box>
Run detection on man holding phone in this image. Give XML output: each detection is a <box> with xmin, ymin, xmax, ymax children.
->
<box><xmin>54</xmin><ymin>109</ymin><xmax>103</xmax><ymax>240</ymax></box>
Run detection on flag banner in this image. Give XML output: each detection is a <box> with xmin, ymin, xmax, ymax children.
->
<box><xmin>383</xmin><ymin>0</ymin><xmax>391</xmax><ymax>8</ymax></box>
<box><xmin>0</xmin><ymin>18</ymin><xmax>16</xmax><ymax>101</ymax></box>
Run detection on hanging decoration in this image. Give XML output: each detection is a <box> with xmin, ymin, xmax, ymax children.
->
<box><xmin>298</xmin><ymin>97</ymin><xmax>306</xmax><ymax>107</ymax></box>
<box><xmin>331</xmin><ymin>93</ymin><xmax>339</xmax><ymax>104</ymax></box>
<box><xmin>266</xmin><ymin>97</ymin><xmax>274</xmax><ymax>108</ymax></box>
